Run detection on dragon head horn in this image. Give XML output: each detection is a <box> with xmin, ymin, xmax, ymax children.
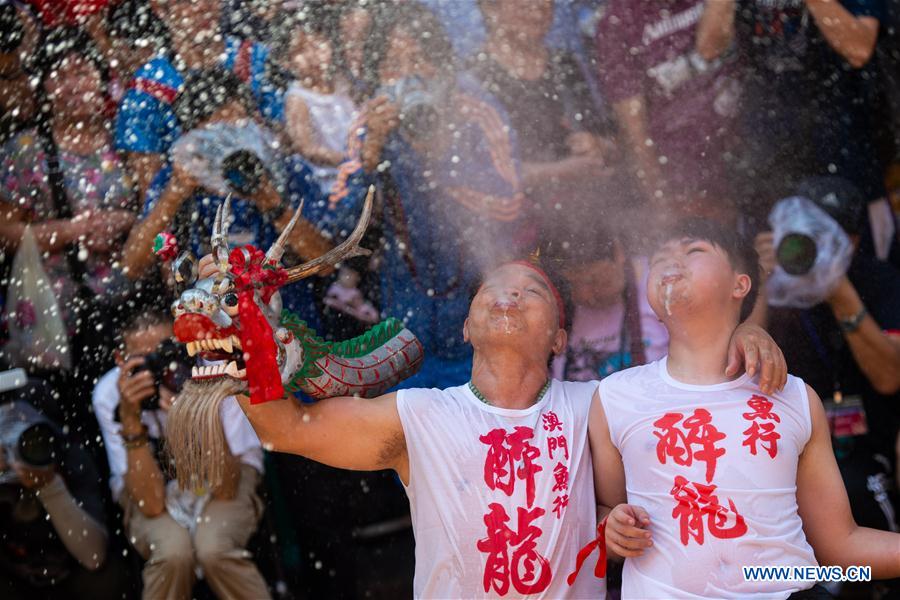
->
<box><xmin>211</xmin><ymin>193</ymin><xmax>233</xmax><ymax>272</ymax></box>
<box><xmin>283</xmin><ymin>185</ymin><xmax>375</xmax><ymax>284</ymax></box>
<box><xmin>264</xmin><ymin>197</ymin><xmax>305</xmax><ymax>266</ymax></box>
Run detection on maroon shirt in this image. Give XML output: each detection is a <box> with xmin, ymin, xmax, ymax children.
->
<box><xmin>596</xmin><ymin>0</ymin><xmax>741</xmax><ymax>202</ymax></box>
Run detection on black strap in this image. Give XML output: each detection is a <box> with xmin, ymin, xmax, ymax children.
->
<box><xmin>33</xmin><ymin>87</ymin><xmax>94</xmax><ymax>306</ymax></box>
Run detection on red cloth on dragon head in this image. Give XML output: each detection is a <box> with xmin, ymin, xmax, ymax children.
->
<box><xmin>228</xmin><ymin>246</ymin><xmax>288</xmax><ymax>404</ymax></box>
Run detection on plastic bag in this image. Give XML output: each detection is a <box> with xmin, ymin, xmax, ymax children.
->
<box><xmin>767</xmin><ymin>196</ymin><xmax>853</xmax><ymax>309</ymax></box>
<box><xmin>169</xmin><ymin>120</ymin><xmax>282</xmax><ymax>197</ymax></box>
<box><xmin>2</xmin><ymin>226</ymin><xmax>71</xmax><ymax>370</ymax></box>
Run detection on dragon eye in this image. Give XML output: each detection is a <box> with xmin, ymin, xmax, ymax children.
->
<box><xmin>222</xmin><ymin>292</ymin><xmax>239</xmax><ymax>307</ymax></box>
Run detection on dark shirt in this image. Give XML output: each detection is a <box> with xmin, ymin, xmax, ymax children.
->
<box><xmin>768</xmin><ymin>252</ymin><xmax>900</xmax><ymax>462</ymax></box>
<box><xmin>467</xmin><ymin>50</ymin><xmax>605</xmax><ymax>163</ymax></box>
<box><xmin>595</xmin><ymin>0</ymin><xmax>743</xmax><ymax>203</ymax></box>
<box><xmin>736</xmin><ymin>0</ymin><xmax>887</xmax><ymax>200</ymax></box>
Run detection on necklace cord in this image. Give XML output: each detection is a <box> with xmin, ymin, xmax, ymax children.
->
<box><xmin>468</xmin><ymin>379</ymin><xmax>551</xmax><ymax>407</ymax></box>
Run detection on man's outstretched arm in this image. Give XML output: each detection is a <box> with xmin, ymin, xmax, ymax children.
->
<box><xmin>235</xmin><ymin>392</ymin><xmax>409</xmax><ymax>483</ymax></box>
<box><xmin>194</xmin><ymin>255</ymin><xmax>409</xmax><ymax>481</ymax></box>
<box><xmin>797</xmin><ymin>385</ymin><xmax>900</xmax><ymax>578</ymax></box>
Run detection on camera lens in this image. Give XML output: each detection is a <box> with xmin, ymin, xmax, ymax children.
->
<box><xmin>777</xmin><ymin>233</ymin><xmax>818</xmax><ymax>276</ymax></box>
<box><xmin>17</xmin><ymin>424</ymin><xmax>55</xmax><ymax>468</ymax></box>
<box><xmin>222</xmin><ymin>150</ymin><xmax>265</xmax><ymax>196</ymax></box>
<box><xmin>399</xmin><ymin>103</ymin><xmax>438</xmax><ymax>138</ymax></box>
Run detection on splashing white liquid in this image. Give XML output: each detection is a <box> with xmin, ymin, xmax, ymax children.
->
<box><xmin>664</xmin><ymin>283</ymin><xmax>674</xmax><ymax>316</ymax></box>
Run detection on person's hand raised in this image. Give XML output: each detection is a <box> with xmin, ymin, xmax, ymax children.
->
<box><xmin>197</xmin><ymin>253</ymin><xmax>220</xmax><ymax>279</ymax></box>
<box><xmin>13</xmin><ymin>462</ymin><xmax>57</xmax><ymax>490</ymax></box>
<box><xmin>169</xmin><ymin>160</ymin><xmax>200</xmax><ymax>197</ymax></box>
<box><xmin>84</xmin><ymin>209</ymin><xmax>137</xmax><ymax>252</ymax></box>
<box><xmin>363</xmin><ymin>96</ymin><xmax>400</xmax><ymax>142</ymax></box>
<box><xmin>117</xmin><ymin>356</ymin><xmax>155</xmax><ymax>427</ymax></box>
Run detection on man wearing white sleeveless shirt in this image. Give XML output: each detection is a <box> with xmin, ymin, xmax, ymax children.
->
<box><xmin>207</xmin><ymin>252</ymin><xmax>787</xmax><ymax>598</ymax></box>
<box><xmin>592</xmin><ymin>219</ymin><xmax>900</xmax><ymax>599</ymax></box>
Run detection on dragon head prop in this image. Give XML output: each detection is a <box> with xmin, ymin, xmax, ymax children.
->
<box><xmin>162</xmin><ymin>188</ymin><xmax>424</xmax><ymax>405</ymax></box>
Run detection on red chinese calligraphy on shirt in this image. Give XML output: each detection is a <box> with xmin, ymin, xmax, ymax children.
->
<box><xmin>552</xmin><ymin>494</ymin><xmax>569</xmax><ymax>519</ymax></box>
<box><xmin>480</xmin><ymin>426</ymin><xmax>544</xmax><ymax>508</ymax></box>
<box><xmin>477</xmin><ymin>503</ymin><xmax>553</xmax><ymax>595</ymax></box>
<box><xmin>548</xmin><ymin>435</ymin><xmax>569</xmax><ymax>461</ymax></box>
<box><xmin>542</xmin><ymin>411</ymin><xmax>563</xmax><ymax>432</ymax></box>
<box><xmin>653</xmin><ymin>409</ymin><xmax>726</xmax><ymax>483</ymax></box>
<box><xmin>742</xmin><ymin>395</ymin><xmax>781</xmax><ymax>458</ymax></box>
<box><xmin>670</xmin><ymin>475</ymin><xmax>747</xmax><ymax>546</ymax></box>
<box><xmin>552</xmin><ymin>462</ymin><xmax>568</xmax><ymax>493</ymax></box>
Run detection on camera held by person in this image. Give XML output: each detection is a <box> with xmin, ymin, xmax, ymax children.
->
<box><xmin>169</xmin><ymin>120</ymin><xmax>278</xmax><ymax>198</ymax></box>
<box><xmin>0</xmin><ymin>378</ymin><xmax>118</xmax><ymax>598</ymax></box>
<box><xmin>0</xmin><ymin>400</ymin><xmax>57</xmax><ymax>482</ymax></box>
<box><xmin>92</xmin><ymin>310</ymin><xmax>270</xmax><ymax>600</ymax></box>
<box><xmin>763</xmin><ymin>179</ymin><xmax>863</xmax><ymax>308</ymax></box>
<box><xmin>377</xmin><ymin>75</ymin><xmax>445</xmax><ymax>141</ymax></box>
<box><xmin>113</xmin><ymin>338</ymin><xmax>189</xmax><ymax>421</ymax></box>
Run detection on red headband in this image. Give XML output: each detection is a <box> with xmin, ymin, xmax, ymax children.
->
<box><xmin>506</xmin><ymin>260</ymin><xmax>566</xmax><ymax>329</ymax></box>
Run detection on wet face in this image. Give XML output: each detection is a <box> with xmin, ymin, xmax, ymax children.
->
<box><xmin>647</xmin><ymin>238</ymin><xmax>748</xmax><ymax>322</ymax></box>
<box><xmin>562</xmin><ymin>242</ymin><xmax>627</xmax><ymax>309</ymax></box>
<box><xmin>287</xmin><ymin>29</ymin><xmax>332</xmax><ymax>82</ymax></box>
<box><xmin>482</xmin><ymin>0</ymin><xmax>554</xmax><ymax>43</ymax></box>
<box><xmin>465</xmin><ymin>264</ymin><xmax>564</xmax><ymax>355</ymax></box>
<box><xmin>44</xmin><ymin>53</ymin><xmax>104</xmax><ymax>119</ymax></box>
<box><xmin>154</xmin><ymin>0</ymin><xmax>220</xmax><ymax>43</ymax></box>
<box><xmin>378</xmin><ymin>29</ymin><xmax>438</xmax><ymax>86</ymax></box>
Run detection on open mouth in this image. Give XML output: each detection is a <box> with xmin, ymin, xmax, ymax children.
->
<box><xmin>185</xmin><ymin>335</ymin><xmax>247</xmax><ymax>380</ymax></box>
<box><xmin>660</xmin><ymin>274</ymin><xmax>684</xmax><ymax>286</ymax></box>
<box><xmin>492</xmin><ymin>300</ymin><xmax>520</xmax><ymax>310</ymax></box>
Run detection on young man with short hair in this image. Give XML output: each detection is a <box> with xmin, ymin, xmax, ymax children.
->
<box><xmin>591</xmin><ymin>220</ymin><xmax>900</xmax><ymax>598</ymax></box>
<box><xmin>206</xmin><ymin>248</ymin><xmax>788</xmax><ymax>597</ymax></box>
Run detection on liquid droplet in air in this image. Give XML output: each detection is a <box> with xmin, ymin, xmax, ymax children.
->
<box><xmin>664</xmin><ymin>283</ymin><xmax>674</xmax><ymax>316</ymax></box>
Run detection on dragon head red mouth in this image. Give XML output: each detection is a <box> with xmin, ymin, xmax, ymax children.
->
<box><xmin>161</xmin><ymin>188</ymin><xmax>376</xmax><ymax>404</ymax></box>
<box><xmin>174</xmin><ymin>314</ymin><xmax>247</xmax><ymax>381</ymax></box>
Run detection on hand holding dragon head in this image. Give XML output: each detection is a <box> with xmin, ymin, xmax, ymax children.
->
<box><xmin>164</xmin><ymin>188</ymin><xmax>375</xmax><ymax>404</ymax></box>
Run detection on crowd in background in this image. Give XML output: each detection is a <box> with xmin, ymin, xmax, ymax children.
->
<box><xmin>0</xmin><ymin>0</ymin><xmax>899</xmax><ymax>598</ymax></box>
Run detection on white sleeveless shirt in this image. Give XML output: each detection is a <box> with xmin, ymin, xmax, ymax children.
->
<box><xmin>397</xmin><ymin>380</ymin><xmax>606</xmax><ymax>599</ymax></box>
<box><xmin>600</xmin><ymin>358</ymin><xmax>818</xmax><ymax>599</ymax></box>
<box><xmin>285</xmin><ymin>82</ymin><xmax>357</xmax><ymax>193</ymax></box>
